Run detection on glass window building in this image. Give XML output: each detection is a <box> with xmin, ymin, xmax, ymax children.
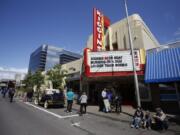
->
<box><xmin>28</xmin><ymin>45</ymin><xmax>82</xmax><ymax>73</ymax></box>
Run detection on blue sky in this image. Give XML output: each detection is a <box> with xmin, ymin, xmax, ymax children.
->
<box><xmin>0</xmin><ymin>0</ymin><xmax>179</xmax><ymax>72</ymax></box>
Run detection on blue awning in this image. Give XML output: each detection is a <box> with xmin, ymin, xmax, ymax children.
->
<box><xmin>145</xmin><ymin>47</ymin><xmax>180</xmax><ymax>83</ymax></box>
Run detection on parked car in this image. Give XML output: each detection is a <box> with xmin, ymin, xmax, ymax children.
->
<box><xmin>34</xmin><ymin>89</ymin><xmax>65</xmax><ymax>108</ymax></box>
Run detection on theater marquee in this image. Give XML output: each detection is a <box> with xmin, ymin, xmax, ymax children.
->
<box><xmin>88</xmin><ymin>50</ymin><xmax>141</xmax><ymax>72</ymax></box>
<box><xmin>83</xmin><ymin>48</ymin><xmax>144</xmax><ymax>77</ymax></box>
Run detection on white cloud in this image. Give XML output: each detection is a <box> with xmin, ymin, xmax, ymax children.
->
<box><xmin>0</xmin><ymin>67</ymin><xmax>28</xmax><ymax>73</ymax></box>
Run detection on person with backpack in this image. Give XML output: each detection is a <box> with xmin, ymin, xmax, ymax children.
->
<box><xmin>79</xmin><ymin>92</ymin><xmax>88</xmax><ymax>116</ymax></box>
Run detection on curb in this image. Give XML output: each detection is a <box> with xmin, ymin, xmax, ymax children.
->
<box><xmin>72</xmin><ymin>107</ymin><xmax>132</xmax><ymax>123</ymax></box>
<box><xmin>87</xmin><ymin>111</ymin><xmax>132</xmax><ymax>123</ymax></box>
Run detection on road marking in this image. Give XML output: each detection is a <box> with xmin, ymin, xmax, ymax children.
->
<box><xmin>25</xmin><ymin>102</ymin><xmax>63</xmax><ymax>118</ymax></box>
<box><xmin>62</xmin><ymin>114</ymin><xmax>79</xmax><ymax>119</ymax></box>
<box><xmin>25</xmin><ymin>102</ymin><xmax>79</xmax><ymax>119</ymax></box>
<box><xmin>71</xmin><ymin>122</ymin><xmax>80</xmax><ymax>127</ymax></box>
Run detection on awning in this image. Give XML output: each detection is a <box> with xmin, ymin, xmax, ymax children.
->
<box><xmin>145</xmin><ymin>47</ymin><xmax>180</xmax><ymax>83</ymax></box>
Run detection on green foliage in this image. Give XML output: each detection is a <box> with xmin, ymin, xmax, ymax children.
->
<box><xmin>32</xmin><ymin>70</ymin><xmax>44</xmax><ymax>89</ymax></box>
<box><xmin>16</xmin><ymin>87</ymin><xmax>26</xmax><ymax>92</ymax></box>
<box><xmin>23</xmin><ymin>70</ymin><xmax>45</xmax><ymax>91</ymax></box>
<box><xmin>47</xmin><ymin>64</ymin><xmax>67</xmax><ymax>89</ymax></box>
<box><xmin>23</xmin><ymin>72</ymin><xmax>34</xmax><ymax>90</ymax></box>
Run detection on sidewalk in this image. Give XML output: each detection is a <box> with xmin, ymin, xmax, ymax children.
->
<box><xmin>72</xmin><ymin>104</ymin><xmax>134</xmax><ymax>123</ymax></box>
<box><xmin>72</xmin><ymin>104</ymin><xmax>180</xmax><ymax>125</ymax></box>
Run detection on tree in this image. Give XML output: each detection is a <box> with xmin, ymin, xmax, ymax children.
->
<box><xmin>32</xmin><ymin>70</ymin><xmax>45</xmax><ymax>91</ymax></box>
<box><xmin>47</xmin><ymin>64</ymin><xmax>67</xmax><ymax>90</ymax></box>
<box><xmin>23</xmin><ymin>70</ymin><xmax>44</xmax><ymax>92</ymax></box>
<box><xmin>23</xmin><ymin>72</ymin><xmax>34</xmax><ymax>92</ymax></box>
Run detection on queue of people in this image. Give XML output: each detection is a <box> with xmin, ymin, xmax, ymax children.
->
<box><xmin>99</xmin><ymin>88</ymin><xmax>122</xmax><ymax>113</ymax></box>
<box><xmin>65</xmin><ymin>88</ymin><xmax>88</xmax><ymax>116</ymax></box>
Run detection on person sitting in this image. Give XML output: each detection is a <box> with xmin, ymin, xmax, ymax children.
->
<box><xmin>153</xmin><ymin>107</ymin><xmax>168</xmax><ymax>130</ymax></box>
<box><xmin>143</xmin><ymin>110</ymin><xmax>152</xmax><ymax>129</ymax></box>
<box><xmin>131</xmin><ymin>106</ymin><xmax>144</xmax><ymax>129</ymax></box>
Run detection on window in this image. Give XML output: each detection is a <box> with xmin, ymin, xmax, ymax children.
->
<box><xmin>112</xmin><ymin>43</ymin><xmax>118</xmax><ymax>51</ymax></box>
<box><xmin>105</xmin><ymin>45</ymin><xmax>110</xmax><ymax>51</ymax></box>
<box><xmin>123</xmin><ymin>35</ymin><xmax>127</xmax><ymax>49</ymax></box>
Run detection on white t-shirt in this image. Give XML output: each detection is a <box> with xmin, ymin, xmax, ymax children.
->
<box><xmin>101</xmin><ymin>90</ymin><xmax>107</xmax><ymax>98</ymax></box>
<box><xmin>80</xmin><ymin>95</ymin><xmax>88</xmax><ymax>104</ymax></box>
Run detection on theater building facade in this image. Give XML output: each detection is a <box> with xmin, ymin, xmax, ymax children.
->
<box><xmin>62</xmin><ymin>10</ymin><xmax>160</xmax><ymax>107</ymax></box>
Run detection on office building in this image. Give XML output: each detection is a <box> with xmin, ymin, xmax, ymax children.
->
<box><xmin>28</xmin><ymin>45</ymin><xmax>82</xmax><ymax>73</ymax></box>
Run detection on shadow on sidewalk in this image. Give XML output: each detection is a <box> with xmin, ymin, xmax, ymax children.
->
<box><xmin>168</xmin><ymin>115</ymin><xmax>180</xmax><ymax>126</ymax></box>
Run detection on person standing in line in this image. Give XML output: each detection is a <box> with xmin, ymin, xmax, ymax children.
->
<box><xmin>98</xmin><ymin>90</ymin><xmax>104</xmax><ymax>112</ymax></box>
<box><xmin>115</xmin><ymin>93</ymin><xmax>122</xmax><ymax>113</ymax></box>
<box><xmin>79</xmin><ymin>92</ymin><xmax>88</xmax><ymax>116</ymax></box>
<box><xmin>107</xmin><ymin>90</ymin><xmax>113</xmax><ymax>105</ymax></box>
<box><xmin>102</xmin><ymin>88</ymin><xmax>111</xmax><ymax>113</ymax></box>
<box><xmin>66</xmin><ymin>88</ymin><xmax>74</xmax><ymax>113</ymax></box>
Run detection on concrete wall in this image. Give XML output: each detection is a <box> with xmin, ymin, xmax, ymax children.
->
<box><xmin>86</xmin><ymin>14</ymin><xmax>159</xmax><ymax>51</ymax></box>
<box><xmin>61</xmin><ymin>58</ymin><xmax>82</xmax><ymax>75</ymax></box>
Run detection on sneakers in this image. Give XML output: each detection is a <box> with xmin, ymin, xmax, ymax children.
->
<box><xmin>148</xmin><ymin>127</ymin><xmax>151</xmax><ymax>130</ymax></box>
<box><xmin>131</xmin><ymin>124</ymin><xmax>139</xmax><ymax>129</ymax></box>
<box><xmin>135</xmin><ymin>126</ymin><xmax>139</xmax><ymax>129</ymax></box>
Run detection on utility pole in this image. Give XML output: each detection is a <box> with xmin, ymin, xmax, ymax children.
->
<box><xmin>124</xmin><ymin>0</ymin><xmax>141</xmax><ymax>107</ymax></box>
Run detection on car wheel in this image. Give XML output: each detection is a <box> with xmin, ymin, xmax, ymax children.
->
<box><xmin>44</xmin><ymin>101</ymin><xmax>48</xmax><ymax>109</ymax></box>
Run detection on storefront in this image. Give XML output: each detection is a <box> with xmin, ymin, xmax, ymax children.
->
<box><xmin>62</xmin><ymin>8</ymin><xmax>159</xmax><ymax>107</ymax></box>
<box><xmin>145</xmin><ymin>44</ymin><xmax>180</xmax><ymax>113</ymax></box>
<box><xmin>80</xmin><ymin>8</ymin><xmax>158</xmax><ymax>106</ymax></box>
<box><xmin>81</xmin><ymin>47</ymin><xmax>146</xmax><ymax>106</ymax></box>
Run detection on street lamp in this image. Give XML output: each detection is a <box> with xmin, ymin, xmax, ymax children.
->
<box><xmin>124</xmin><ymin>0</ymin><xmax>141</xmax><ymax>107</ymax></box>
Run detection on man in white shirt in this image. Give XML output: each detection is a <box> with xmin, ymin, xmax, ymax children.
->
<box><xmin>101</xmin><ymin>88</ymin><xmax>111</xmax><ymax>113</ymax></box>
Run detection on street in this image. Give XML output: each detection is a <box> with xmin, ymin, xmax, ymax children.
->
<box><xmin>0</xmin><ymin>96</ymin><xmax>180</xmax><ymax>135</ymax></box>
